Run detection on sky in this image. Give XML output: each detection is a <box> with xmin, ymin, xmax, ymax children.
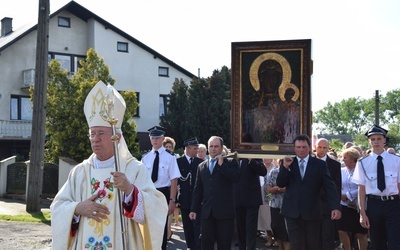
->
<box><xmin>1</xmin><ymin>0</ymin><xmax>400</xmax><ymax>112</ymax></box>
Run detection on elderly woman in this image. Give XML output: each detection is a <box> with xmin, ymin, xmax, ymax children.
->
<box><xmin>338</xmin><ymin>148</ymin><xmax>368</xmax><ymax>250</ymax></box>
<box><xmin>197</xmin><ymin>143</ymin><xmax>208</xmax><ymax>160</ymax></box>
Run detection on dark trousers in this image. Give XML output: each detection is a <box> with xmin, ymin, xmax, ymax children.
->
<box><xmin>366</xmin><ymin>197</ymin><xmax>400</xmax><ymax>250</ymax></box>
<box><xmin>235</xmin><ymin>206</ymin><xmax>259</xmax><ymax>250</ymax></box>
<box><xmin>285</xmin><ymin>216</ymin><xmax>321</xmax><ymax>250</ymax></box>
<box><xmin>201</xmin><ymin>211</ymin><xmax>234</xmax><ymax>250</ymax></box>
<box><xmin>321</xmin><ymin>214</ymin><xmax>338</xmax><ymax>250</ymax></box>
<box><xmin>181</xmin><ymin>207</ymin><xmax>201</xmax><ymax>250</ymax></box>
<box><xmin>157</xmin><ymin>187</ymin><xmax>170</xmax><ymax>250</ymax></box>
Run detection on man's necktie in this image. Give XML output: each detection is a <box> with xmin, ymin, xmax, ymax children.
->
<box><xmin>209</xmin><ymin>159</ymin><xmax>216</xmax><ymax>173</ymax></box>
<box><xmin>189</xmin><ymin>157</ymin><xmax>193</xmax><ymax>166</ymax></box>
<box><xmin>377</xmin><ymin>155</ymin><xmax>386</xmax><ymax>192</ymax></box>
<box><xmin>299</xmin><ymin>159</ymin><xmax>305</xmax><ymax>179</ymax></box>
<box><xmin>151</xmin><ymin>151</ymin><xmax>159</xmax><ymax>183</ymax></box>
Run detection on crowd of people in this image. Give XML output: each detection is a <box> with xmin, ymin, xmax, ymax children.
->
<box><xmin>50</xmin><ymin>82</ymin><xmax>400</xmax><ymax>250</ymax></box>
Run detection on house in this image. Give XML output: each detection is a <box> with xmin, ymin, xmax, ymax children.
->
<box><xmin>0</xmin><ymin>1</ymin><xmax>196</xmax><ymax>160</ymax></box>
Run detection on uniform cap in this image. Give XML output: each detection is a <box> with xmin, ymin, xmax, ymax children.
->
<box><xmin>148</xmin><ymin>126</ymin><xmax>166</xmax><ymax>137</ymax></box>
<box><xmin>184</xmin><ymin>137</ymin><xmax>199</xmax><ymax>147</ymax></box>
<box><xmin>365</xmin><ymin>125</ymin><xmax>388</xmax><ymax>137</ymax></box>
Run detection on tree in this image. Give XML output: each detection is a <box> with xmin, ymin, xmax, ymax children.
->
<box><xmin>314</xmin><ymin>97</ymin><xmax>375</xmax><ymax>135</ymax></box>
<box><xmin>381</xmin><ymin>89</ymin><xmax>400</xmax><ymax>124</ymax></box>
<box><xmin>186</xmin><ymin>77</ymin><xmax>210</xmax><ymax>144</ymax></box>
<box><xmin>315</xmin><ymin>89</ymin><xmax>400</xmax><ymax>152</ymax></box>
<box><xmin>328</xmin><ymin>138</ymin><xmax>344</xmax><ymax>154</ymax></box>
<box><xmin>161</xmin><ymin>66</ymin><xmax>231</xmax><ymax>148</ymax></box>
<box><xmin>160</xmin><ymin>78</ymin><xmax>189</xmax><ymax>148</ymax></box>
<box><xmin>45</xmin><ymin>49</ymin><xmax>138</xmax><ymax>163</ymax></box>
<box><xmin>204</xmin><ymin>66</ymin><xmax>231</xmax><ymax>145</ymax></box>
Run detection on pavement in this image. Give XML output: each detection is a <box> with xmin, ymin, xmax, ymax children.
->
<box><xmin>0</xmin><ymin>197</ymin><xmax>50</xmax><ymax>215</ymax></box>
<box><xmin>0</xmin><ymin>197</ymin><xmax>277</xmax><ymax>249</ymax></box>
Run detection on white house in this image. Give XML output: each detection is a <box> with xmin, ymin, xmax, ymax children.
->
<box><xmin>0</xmin><ymin>1</ymin><xmax>196</xmax><ymax>159</ymax></box>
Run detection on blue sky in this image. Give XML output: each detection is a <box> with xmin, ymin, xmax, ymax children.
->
<box><xmin>1</xmin><ymin>0</ymin><xmax>399</xmax><ymax>112</ymax></box>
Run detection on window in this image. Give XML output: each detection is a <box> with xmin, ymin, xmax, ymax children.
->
<box><xmin>54</xmin><ymin>54</ymin><xmax>72</xmax><ymax>72</ymax></box>
<box><xmin>134</xmin><ymin>92</ymin><xmax>140</xmax><ymax>117</ymax></box>
<box><xmin>158</xmin><ymin>67</ymin><xmax>169</xmax><ymax>77</ymax></box>
<box><xmin>48</xmin><ymin>53</ymin><xmax>85</xmax><ymax>73</ymax></box>
<box><xmin>117</xmin><ymin>42</ymin><xmax>128</xmax><ymax>52</ymax></box>
<box><xmin>159</xmin><ymin>95</ymin><xmax>169</xmax><ymax>117</ymax></box>
<box><xmin>74</xmin><ymin>56</ymin><xmax>85</xmax><ymax>71</ymax></box>
<box><xmin>11</xmin><ymin>96</ymin><xmax>32</xmax><ymax>120</ymax></box>
<box><xmin>58</xmin><ymin>17</ymin><xmax>71</xmax><ymax>28</ymax></box>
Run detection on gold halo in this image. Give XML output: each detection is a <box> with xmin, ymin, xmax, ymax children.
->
<box><xmin>249</xmin><ymin>52</ymin><xmax>299</xmax><ymax>102</ymax></box>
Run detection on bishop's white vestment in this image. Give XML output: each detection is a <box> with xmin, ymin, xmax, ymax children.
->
<box><xmin>51</xmin><ymin>153</ymin><xmax>167</xmax><ymax>249</ymax></box>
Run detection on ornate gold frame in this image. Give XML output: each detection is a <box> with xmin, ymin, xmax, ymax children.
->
<box><xmin>231</xmin><ymin>39</ymin><xmax>312</xmax><ymax>158</ymax></box>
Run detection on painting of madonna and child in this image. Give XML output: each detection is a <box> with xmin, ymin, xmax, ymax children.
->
<box><xmin>231</xmin><ymin>39</ymin><xmax>312</xmax><ymax>156</ymax></box>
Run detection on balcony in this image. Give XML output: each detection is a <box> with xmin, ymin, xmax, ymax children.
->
<box><xmin>0</xmin><ymin>120</ymin><xmax>32</xmax><ymax>139</ymax></box>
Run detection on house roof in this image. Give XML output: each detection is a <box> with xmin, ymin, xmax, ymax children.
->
<box><xmin>0</xmin><ymin>0</ymin><xmax>196</xmax><ymax>79</ymax></box>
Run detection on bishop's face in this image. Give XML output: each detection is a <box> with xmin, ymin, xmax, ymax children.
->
<box><xmin>89</xmin><ymin>126</ymin><xmax>115</xmax><ymax>161</ymax></box>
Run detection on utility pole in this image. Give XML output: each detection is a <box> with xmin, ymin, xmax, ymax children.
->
<box><xmin>375</xmin><ymin>90</ymin><xmax>380</xmax><ymax>126</ymax></box>
<box><xmin>26</xmin><ymin>0</ymin><xmax>49</xmax><ymax>212</ymax></box>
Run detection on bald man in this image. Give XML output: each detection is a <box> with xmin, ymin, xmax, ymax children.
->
<box><xmin>315</xmin><ymin>138</ymin><xmax>342</xmax><ymax>250</ymax></box>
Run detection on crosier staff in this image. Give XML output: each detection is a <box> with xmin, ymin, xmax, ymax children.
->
<box><xmin>104</xmin><ymin>84</ymin><xmax>128</xmax><ymax>250</ymax></box>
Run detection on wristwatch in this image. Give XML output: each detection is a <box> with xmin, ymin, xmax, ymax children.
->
<box><xmin>170</xmin><ymin>198</ymin><xmax>177</xmax><ymax>203</ymax></box>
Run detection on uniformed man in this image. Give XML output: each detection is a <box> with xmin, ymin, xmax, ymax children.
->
<box><xmin>352</xmin><ymin>124</ymin><xmax>400</xmax><ymax>250</ymax></box>
<box><xmin>177</xmin><ymin>137</ymin><xmax>203</xmax><ymax>250</ymax></box>
<box><xmin>141</xmin><ymin>125</ymin><xmax>181</xmax><ymax>250</ymax></box>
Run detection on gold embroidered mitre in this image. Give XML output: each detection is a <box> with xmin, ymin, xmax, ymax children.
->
<box><xmin>84</xmin><ymin>80</ymin><xmax>126</xmax><ymax>128</ymax></box>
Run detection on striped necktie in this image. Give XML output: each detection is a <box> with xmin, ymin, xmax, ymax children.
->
<box><xmin>299</xmin><ymin>159</ymin><xmax>305</xmax><ymax>179</ymax></box>
<box><xmin>209</xmin><ymin>159</ymin><xmax>216</xmax><ymax>173</ymax></box>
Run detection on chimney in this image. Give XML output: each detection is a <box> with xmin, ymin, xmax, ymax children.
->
<box><xmin>1</xmin><ymin>17</ymin><xmax>13</xmax><ymax>37</ymax></box>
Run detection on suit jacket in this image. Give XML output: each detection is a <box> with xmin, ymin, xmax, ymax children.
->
<box><xmin>177</xmin><ymin>156</ymin><xmax>204</xmax><ymax>209</ymax></box>
<box><xmin>191</xmin><ymin>158</ymin><xmax>240</xmax><ymax>220</ymax></box>
<box><xmin>319</xmin><ymin>156</ymin><xmax>341</xmax><ymax>215</ymax></box>
<box><xmin>276</xmin><ymin>155</ymin><xmax>341</xmax><ymax>220</ymax></box>
<box><xmin>234</xmin><ymin>159</ymin><xmax>267</xmax><ymax>208</ymax></box>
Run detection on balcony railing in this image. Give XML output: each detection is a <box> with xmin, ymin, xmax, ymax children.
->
<box><xmin>0</xmin><ymin>120</ymin><xmax>32</xmax><ymax>139</ymax></box>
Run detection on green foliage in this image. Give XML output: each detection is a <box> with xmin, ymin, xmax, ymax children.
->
<box><xmin>387</xmin><ymin>121</ymin><xmax>400</xmax><ymax>150</ymax></box>
<box><xmin>315</xmin><ymin>88</ymin><xmax>400</xmax><ymax>152</ymax></box>
<box><xmin>353</xmin><ymin>134</ymin><xmax>371</xmax><ymax>153</ymax></box>
<box><xmin>160</xmin><ymin>78</ymin><xmax>189</xmax><ymax>148</ymax></box>
<box><xmin>204</xmin><ymin>66</ymin><xmax>231</xmax><ymax>145</ymax></box>
<box><xmin>45</xmin><ymin>49</ymin><xmax>139</xmax><ymax>163</ymax></box>
<box><xmin>160</xmin><ymin>66</ymin><xmax>231</xmax><ymax>148</ymax></box>
<box><xmin>314</xmin><ymin>97</ymin><xmax>374</xmax><ymax>135</ymax></box>
<box><xmin>0</xmin><ymin>211</ymin><xmax>51</xmax><ymax>223</ymax></box>
<box><xmin>328</xmin><ymin>139</ymin><xmax>344</xmax><ymax>154</ymax></box>
<box><xmin>381</xmin><ymin>89</ymin><xmax>400</xmax><ymax>124</ymax></box>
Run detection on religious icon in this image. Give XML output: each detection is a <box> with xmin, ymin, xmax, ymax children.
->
<box><xmin>231</xmin><ymin>40</ymin><xmax>312</xmax><ymax>157</ymax></box>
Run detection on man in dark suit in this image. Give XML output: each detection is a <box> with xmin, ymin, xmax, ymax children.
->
<box><xmin>315</xmin><ymin>138</ymin><xmax>342</xmax><ymax>250</ymax></box>
<box><xmin>277</xmin><ymin>134</ymin><xmax>341</xmax><ymax>250</ymax></box>
<box><xmin>234</xmin><ymin>159</ymin><xmax>267</xmax><ymax>250</ymax></box>
<box><xmin>177</xmin><ymin>137</ymin><xmax>203</xmax><ymax>250</ymax></box>
<box><xmin>189</xmin><ymin>136</ymin><xmax>240</xmax><ymax>250</ymax></box>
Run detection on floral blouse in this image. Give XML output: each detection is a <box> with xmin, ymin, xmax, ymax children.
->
<box><xmin>266</xmin><ymin>166</ymin><xmax>285</xmax><ymax>209</ymax></box>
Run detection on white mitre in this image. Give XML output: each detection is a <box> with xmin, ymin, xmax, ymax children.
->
<box><xmin>83</xmin><ymin>80</ymin><xmax>126</xmax><ymax>128</ymax></box>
